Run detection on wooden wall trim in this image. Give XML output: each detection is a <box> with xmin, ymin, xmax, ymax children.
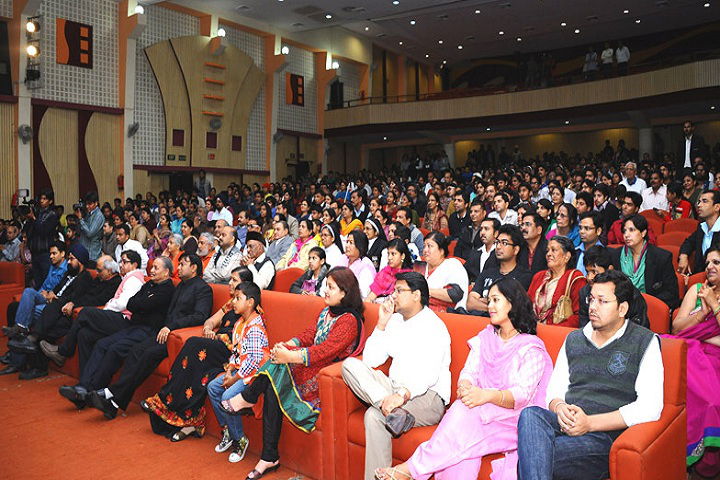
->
<box><xmin>277</xmin><ymin>128</ymin><xmax>323</xmax><ymax>140</ymax></box>
<box><xmin>0</xmin><ymin>95</ymin><xmax>18</xmax><ymax>103</ymax></box>
<box><xmin>30</xmin><ymin>98</ymin><xmax>124</xmax><ymax>115</ymax></box>
<box><xmin>133</xmin><ymin>164</ymin><xmax>269</xmax><ymax>175</ymax></box>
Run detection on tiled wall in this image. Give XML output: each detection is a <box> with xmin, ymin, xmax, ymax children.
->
<box><xmin>0</xmin><ymin>0</ymin><xmax>12</xmax><ymax>19</ymax></box>
<box><xmin>33</xmin><ymin>0</ymin><xmax>118</xmax><ymax>108</ymax></box>
<box><xmin>337</xmin><ymin>60</ymin><xmax>362</xmax><ymax>104</ymax></box>
<box><xmin>221</xmin><ymin>24</ymin><xmax>266</xmax><ymax>171</ymax></box>
<box><xmin>277</xmin><ymin>47</ymin><xmax>317</xmax><ymax>134</ymax></box>
<box><xmin>132</xmin><ymin>5</ymin><xmax>198</xmax><ymax>166</ymax></box>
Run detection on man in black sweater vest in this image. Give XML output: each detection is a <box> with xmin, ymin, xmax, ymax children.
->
<box><xmin>517</xmin><ymin>270</ymin><xmax>664</xmax><ymax>480</ymax></box>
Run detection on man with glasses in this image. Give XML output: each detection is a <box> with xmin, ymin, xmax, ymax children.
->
<box><xmin>465</xmin><ymin>225</ymin><xmax>532</xmax><ymax>315</ymax></box>
<box><xmin>341</xmin><ymin>272</ymin><xmax>450</xmax><ymax>480</ymax></box>
<box><xmin>679</xmin><ymin>190</ymin><xmax>720</xmax><ymax>274</ymax></box>
<box><xmin>519</xmin><ymin>212</ymin><xmax>548</xmax><ymax>275</ymax></box>
<box><xmin>518</xmin><ymin>270</ymin><xmax>663</xmax><ymax>480</ymax></box>
<box><xmin>576</xmin><ymin>212</ymin><xmax>604</xmax><ymax>275</ymax></box>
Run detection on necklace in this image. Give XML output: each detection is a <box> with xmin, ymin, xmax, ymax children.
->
<box><xmin>500</xmin><ymin>328</ymin><xmax>519</xmax><ymax>341</ymax></box>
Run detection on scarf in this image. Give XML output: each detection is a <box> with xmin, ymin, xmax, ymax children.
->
<box><xmin>620</xmin><ymin>242</ymin><xmax>647</xmax><ymax>292</ymax></box>
<box><xmin>290</xmin><ymin>236</ymin><xmax>314</xmax><ymax>265</ymax></box>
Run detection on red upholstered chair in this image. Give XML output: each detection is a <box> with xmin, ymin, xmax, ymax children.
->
<box><xmin>448</xmin><ymin>240</ymin><xmax>458</xmax><ymax>257</ymax></box>
<box><xmin>664</xmin><ymin>218</ymin><xmax>699</xmax><ymax>234</ymax></box>
<box><xmin>639</xmin><ymin>210</ymin><xmax>666</xmax><ymax>234</ymax></box>
<box><xmin>676</xmin><ymin>272</ymin><xmax>687</xmax><ymax>298</ymax></box>
<box><xmin>641</xmin><ymin>293</ymin><xmax>670</xmax><ymax>334</ymax></box>
<box><xmin>659</xmin><ymin>245</ymin><xmax>680</xmax><ymax>271</ymax></box>
<box><xmin>657</xmin><ymin>232</ymin><xmax>690</xmax><ymax>248</ymax></box>
<box><xmin>273</xmin><ymin>267</ymin><xmax>304</xmax><ymax>293</ymax></box>
<box><xmin>0</xmin><ymin>263</ymin><xmax>27</xmax><ymax>325</ymax></box>
<box><xmin>687</xmin><ymin>271</ymin><xmax>707</xmax><ymax>287</ymax></box>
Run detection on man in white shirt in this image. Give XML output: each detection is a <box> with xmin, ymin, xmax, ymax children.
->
<box><xmin>209</xmin><ymin>196</ymin><xmax>233</xmax><ymax>225</ymax></box>
<box><xmin>518</xmin><ymin>270</ymin><xmax>663</xmax><ymax>480</ymax></box>
<box><xmin>488</xmin><ymin>192</ymin><xmax>518</xmax><ymax>226</ymax></box>
<box><xmin>113</xmin><ymin>224</ymin><xmax>148</xmax><ymax>270</ymax></box>
<box><xmin>342</xmin><ymin>272</ymin><xmax>451</xmax><ymax>480</ymax></box>
<box><xmin>619</xmin><ymin>162</ymin><xmax>647</xmax><ymax>194</ymax></box>
<box><xmin>600</xmin><ymin>42</ymin><xmax>614</xmax><ymax>77</ymax></box>
<box><xmin>203</xmin><ymin>226</ymin><xmax>243</xmax><ymax>284</ymax></box>
<box><xmin>615</xmin><ymin>41</ymin><xmax>630</xmax><ymax>75</ymax></box>
<box><xmin>240</xmin><ymin>231</ymin><xmax>276</xmax><ymax>290</ymax></box>
<box><xmin>640</xmin><ymin>170</ymin><xmax>668</xmax><ymax>211</ymax></box>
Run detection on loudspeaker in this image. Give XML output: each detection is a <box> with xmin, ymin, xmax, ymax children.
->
<box><xmin>18</xmin><ymin>124</ymin><xmax>33</xmax><ymax>144</ymax></box>
<box><xmin>127</xmin><ymin>122</ymin><xmax>139</xmax><ymax>137</ymax></box>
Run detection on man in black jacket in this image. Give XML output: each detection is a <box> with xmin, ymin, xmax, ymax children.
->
<box><xmin>27</xmin><ymin>188</ymin><xmax>59</xmax><ymax>288</ymax></box>
<box><xmin>518</xmin><ymin>211</ymin><xmax>548</xmax><ymax>275</ymax></box>
<box><xmin>677</xmin><ymin>120</ymin><xmax>707</xmax><ymax>174</ymax></box>
<box><xmin>57</xmin><ymin>256</ymin><xmax>176</xmax><ymax>408</ymax></box>
<box><xmin>88</xmin><ymin>253</ymin><xmax>213</xmax><ymax>419</ymax></box>
<box><xmin>679</xmin><ymin>190</ymin><xmax>720</xmax><ymax>274</ymax></box>
<box><xmin>447</xmin><ymin>191</ymin><xmax>471</xmax><ymax>240</ymax></box>
<box><xmin>454</xmin><ymin>198</ymin><xmax>486</xmax><ymax>260</ymax></box>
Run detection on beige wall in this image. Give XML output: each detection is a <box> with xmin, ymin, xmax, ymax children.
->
<box><xmin>133</xmin><ymin>170</ymin><xmax>170</xmax><ymax>197</ymax></box>
<box><xmin>0</xmin><ymin>103</ymin><xmax>16</xmax><ymax>218</ymax></box>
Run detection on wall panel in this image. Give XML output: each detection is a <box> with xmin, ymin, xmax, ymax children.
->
<box><xmin>0</xmin><ymin>102</ymin><xmax>15</xmax><ymax>218</ymax></box>
<box><xmin>86</xmin><ymin>113</ymin><xmax>121</xmax><ymax>204</ymax></box>
<box><xmin>38</xmin><ymin>108</ymin><xmax>78</xmax><ymax>209</ymax></box>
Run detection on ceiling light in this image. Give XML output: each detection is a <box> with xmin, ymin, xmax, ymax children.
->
<box><xmin>25</xmin><ymin>19</ymin><xmax>40</xmax><ymax>33</ymax></box>
<box><xmin>516</xmin><ymin>37</ymin><xmax>522</xmax><ymax>42</ymax></box>
<box><xmin>475</xmin><ymin>9</ymin><xmax>481</xmax><ymax>14</ymax></box>
<box><xmin>383</xmin><ymin>136</ymin><xmax>388</xmax><ymax>140</ymax></box>
<box><xmin>442</xmin><ymin>60</ymin><xmax>447</xmax><ymax>64</ymax></box>
<box><xmin>325</xmin><ymin>13</ymin><xmax>332</xmax><ymax>19</ymax></box>
<box><xmin>217</xmin><ymin>27</ymin><xmax>226</xmax><ymax>37</ymax></box>
<box><xmin>635</xmin><ymin>18</ymin><xmax>641</xmax><ymax>23</ymax></box>
<box><xmin>425</xmin><ymin>54</ymin><xmax>430</xmax><ymax>58</ymax></box>
<box><xmin>498</xmin><ymin>30</ymin><xmax>504</xmax><ymax>35</ymax></box>
<box><xmin>26</xmin><ymin>44</ymin><xmax>39</xmax><ymax>57</ymax></box>
<box><xmin>364</xmin><ymin>26</ymin><xmax>369</xmax><ymax>31</ymax></box>
<box><xmin>393</xmin><ymin>0</ymin><xmax>400</xmax><ymax>4</ymax></box>
<box><xmin>564</xmin><ymin>120</ymin><xmax>570</xmax><ymax>125</ymax></box>
<box><xmin>574</xmin><ymin>28</ymin><xmax>580</xmax><ymax>34</ymax></box>
<box><xmin>331</xmin><ymin>60</ymin><xmax>339</xmax><ymax>69</ymax></box>
<box><xmin>438</xmin><ymin>39</ymin><xmax>443</xmax><ymax>44</ymax></box>
<box><xmin>398</xmin><ymin>41</ymin><xmax>403</xmax><ymax>45</ymax></box>
<box><xmin>280</xmin><ymin>45</ymin><xmax>290</xmax><ymax>55</ymax></box>
<box><xmin>704</xmin><ymin>2</ymin><xmax>710</xmax><ymax>7</ymax></box>
<box><xmin>134</xmin><ymin>5</ymin><xmax>144</xmax><ymax>15</ymax></box>
<box><xmin>711</xmin><ymin>106</ymin><xmax>716</xmax><ymax>110</ymax></box>
<box><xmin>623</xmin><ymin>9</ymin><xmax>630</xmax><ymax>14</ymax></box>
<box><xmin>486</xmin><ymin>127</ymin><xmax>491</xmax><ymax>131</ymax></box>
<box><xmin>410</xmin><ymin>20</ymin><xmax>416</xmax><ymax>25</ymax></box>
<box><xmin>560</xmin><ymin>22</ymin><xmax>567</xmax><ymax>27</ymax></box>
<box><xmin>457</xmin><ymin>45</ymin><xmax>463</xmax><ymax>49</ymax></box>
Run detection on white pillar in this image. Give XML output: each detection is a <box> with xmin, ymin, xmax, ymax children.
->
<box><xmin>443</xmin><ymin>142</ymin><xmax>455</xmax><ymax>168</ymax></box>
<box><xmin>269</xmin><ymin>70</ymin><xmax>281</xmax><ymax>182</ymax></box>
<box><xmin>638</xmin><ymin>127</ymin><xmax>652</xmax><ymax>160</ymax></box>
<box><xmin>123</xmin><ymin>37</ymin><xmax>138</xmax><ymax>198</ymax></box>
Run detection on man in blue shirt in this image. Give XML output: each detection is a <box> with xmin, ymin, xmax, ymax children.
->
<box><xmin>576</xmin><ymin>211</ymin><xmax>605</xmax><ymax>275</ymax></box>
<box><xmin>77</xmin><ymin>191</ymin><xmax>103</xmax><ymax>261</ymax></box>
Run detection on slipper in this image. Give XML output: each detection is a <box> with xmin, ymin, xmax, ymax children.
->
<box><xmin>220</xmin><ymin>399</ymin><xmax>254</xmax><ymax>416</ymax></box>
<box><xmin>170</xmin><ymin>428</ymin><xmax>203</xmax><ymax>442</ymax></box>
<box><xmin>245</xmin><ymin>462</ymin><xmax>280</xmax><ymax>479</ymax></box>
<box><xmin>374</xmin><ymin>467</ymin><xmax>412</xmax><ymax>480</ymax></box>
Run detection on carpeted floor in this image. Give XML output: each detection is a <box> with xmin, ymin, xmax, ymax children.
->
<box><xmin>0</xmin><ymin>351</ymin><xmax>301</xmax><ymax>480</ymax></box>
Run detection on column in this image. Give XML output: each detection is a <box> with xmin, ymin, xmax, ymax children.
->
<box><xmin>638</xmin><ymin>127</ymin><xmax>652</xmax><ymax>161</ymax></box>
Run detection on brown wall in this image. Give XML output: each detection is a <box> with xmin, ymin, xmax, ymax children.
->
<box><xmin>0</xmin><ymin>103</ymin><xmax>16</xmax><ymax>218</ymax></box>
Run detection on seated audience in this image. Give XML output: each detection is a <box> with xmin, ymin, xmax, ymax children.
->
<box><xmin>339</xmin><ymin>202</ymin><xmax>363</xmax><ymax>237</ymax></box>
<box><xmin>147</xmin><ymin>214</ymin><xmax>171</xmax><ymax>262</ymax></box>
<box><xmin>290</xmin><ymin>246</ymin><xmax>330</xmax><ymax>296</ymax></box>
<box><xmin>239</xmin><ymin>231</ymin><xmax>276</xmax><ymax>290</ymax></box>
<box><xmin>219</xmin><ymin>267</ymin><xmax>364</xmax><ymax>479</ymax></box>
<box><xmin>375</xmin><ymin>277</ymin><xmax>552</xmax><ymax>480</ymax></box>
<box><xmin>463</xmin><ymin>218</ymin><xmax>500</xmax><ymax>283</ymax></box>
<box><xmin>420</xmin><ymin>231</ymin><xmax>469</xmax><ymax>312</ymax></box>
<box><xmin>679</xmin><ymin>190</ymin><xmax>720</xmax><ymax>274</ymax></box>
<box><xmin>519</xmin><ymin>211</ymin><xmax>548</xmax><ymax>275</ymax></box>
<box><xmin>320</xmin><ymin>222</ymin><xmax>344</xmax><ymax>267</ymax></box>
<box><xmin>114</xmin><ymin>223</ymin><xmax>149</xmax><ymax>270</ymax></box>
<box><xmin>337</xmin><ymin>230</ymin><xmax>377</xmax><ymax>298</ymax></box>
<box><xmin>576</xmin><ymin>211</ymin><xmax>604</xmax><ymax>275</ymax></box>
<box><xmin>396</xmin><ymin>206</ymin><xmax>424</xmax><ymax>254</ymax></box>
<box><xmin>518</xmin><ymin>270</ymin><xmax>663</xmax><ymax>480</ymax></box>
<box><xmin>666</xmin><ymin>247</ymin><xmax>720</xmax><ymax>477</ymax></box>
<box><xmin>0</xmin><ymin>221</ymin><xmax>21</xmax><ymax>263</ymax></box>
<box><xmin>364</xmin><ymin>217</ymin><xmax>388</xmax><ymax>272</ymax></box>
<box><xmin>488</xmin><ymin>191</ymin><xmax>518</xmax><ymax>226</ymax></box>
<box><xmin>610</xmin><ymin>214</ymin><xmax>679</xmax><ymax>309</ymax></box>
<box><xmin>196</xmin><ymin>231</ymin><xmax>216</xmax><ymax>271</ymax></box>
<box><xmin>378</xmin><ymin>223</ymin><xmax>419</xmax><ymax>270</ymax></box>
<box><xmin>421</xmin><ymin>192</ymin><xmax>449</xmax><ymax>232</ymax></box>
<box><xmin>365</xmin><ymin>238</ymin><xmax>413</xmax><ymax>303</ymax></box>
<box><xmin>164</xmin><ymin>234</ymin><xmax>183</xmax><ymax>279</ymax></box>
<box><xmin>593</xmin><ymin>184</ymin><xmax>620</xmax><ymax>236</ymax></box>
<box><xmin>528</xmin><ymin>235</ymin><xmax>587</xmax><ymax>328</ymax></box>
<box><xmin>100</xmin><ymin>220</ymin><xmax>117</xmax><ymax>257</ymax></box>
<box><xmin>179</xmin><ymin>218</ymin><xmax>198</xmax><ymax>255</ymax></box>
<box><xmin>276</xmin><ymin>219</ymin><xmax>318</xmax><ymax>270</ymax></box>
<box><xmin>448</xmin><ymin>191</ymin><xmax>471</xmax><ymax>240</ymax></box>
<box><xmin>657</xmin><ymin>181</ymin><xmax>692</xmax><ymax>222</ymax></box>
<box><xmin>607</xmin><ymin>191</ymin><xmax>657</xmax><ymax>245</ymax></box>
<box><xmin>128</xmin><ymin>212</ymin><xmax>150</xmax><ymax>249</ymax></box>
<box><xmin>266</xmin><ymin>220</ymin><xmax>293</xmax><ymax>265</ymax></box>
<box><xmin>342</xmin><ymin>272</ymin><xmax>451</xmax><ymax>480</ymax></box>
<box><xmin>204</xmin><ymin>226</ymin><xmax>243</xmax><ymax>284</ymax></box>
<box><xmin>546</xmin><ymin>203</ymin><xmax>580</xmax><ymax>247</ymax></box>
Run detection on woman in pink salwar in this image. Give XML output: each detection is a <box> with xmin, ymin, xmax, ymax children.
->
<box><xmin>665</xmin><ymin>247</ymin><xmax>720</xmax><ymax>477</ymax></box>
<box><xmin>375</xmin><ymin>277</ymin><xmax>553</xmax><ymax>480</ymax></box>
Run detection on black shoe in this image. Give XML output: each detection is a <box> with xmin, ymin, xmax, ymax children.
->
<box><xmin>385</xmin><ymin>407</ymin><xmax>416</xmax><ymax>438</ymax></box>
<box><xmin>89</xmin><ymin>390</ymin><xmax>118</xmax><ymax>420</ymax></box>
<box><xmin>2</xmin><ymin>324</ymin><xmax>27</xmax><ymax>338</ymax></box>
<box><xmin>59</xmin><ymin>385</ymin><xmax>88</xmax><ymax>409</ymax></box>
<box><xmin>8</xmin><ymin>335</ymin><xmax>38</xmax><ymax>354</ymax></box>
<box><xmin>0</xmin><ymin>351</ymin><xmax>11</xmax><ymax>364</ymax></box>
<box><xmin>0</xmin><ymin>365</ymin><xmax>19</xmax><ymax>376</ymax></box>
<box><xmin>19</xmin><ymin>368</ymin><xmax>47</xmax><ymax>380</ymax></box>
<box><xmin>139</xmin><ymin>400</ymin><xmax>153</xmax><ymax>414</ymax></box>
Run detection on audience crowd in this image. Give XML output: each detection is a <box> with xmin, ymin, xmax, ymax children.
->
<box><xmin>1</xmin><ymin>120</ymin><xmax>719</xmax><ymax>479</ymax></box>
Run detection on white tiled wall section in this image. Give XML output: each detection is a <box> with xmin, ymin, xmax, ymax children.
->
<box><xmin>34</xmin><ymin>0</ymin><xmax>119</xmax><ymax>107</ymax></box>
<box><xmin>132</xmin><ymin>5</ymin><xmax>198</xmax><ymax>166</ymax></box>
<box><xmin>338</xmin><ymin>60</ymin><xmax>362</xmax><ymax>104</ymax></box>
<box><xmin>277</xmin><ymin>47</ymin><xmax>317</xmax><ymax>134</ymax></box>
<box><xmin>0</xmin><ymin>0</ymin><xmax>12</xmax><ymax>19</ymax></box>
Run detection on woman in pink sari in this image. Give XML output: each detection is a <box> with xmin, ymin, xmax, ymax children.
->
<box><xmin>375</xmin><ymin>277</ymin><xmax>553</xmax><ymax>480</ymax></box>
<box><xmin>665</xmin><ymin>246</ymin><xmax>720</xmax><ymax>477</ymax></box>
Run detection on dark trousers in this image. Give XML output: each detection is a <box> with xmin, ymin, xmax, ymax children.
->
<box><xmin>80</xmin><ymin>325</ymin><xmax>154</xmax><ymax>391</ymax></box>
<box><xmin>58</xmin><ymin>308</ymin><xmax>126</xmax><ymax>374</ymax></box>
<box><xmin>109</xmin><ymin>336</ymin><xmax>167</xmax><ymax>410</ymax></box>
<box><xmin>5</xmin><ymin>301</ymin><xmax>18</xmax><ymax>327</ymax></box>
<box><xmin>242</xmin><ymin>375</ymin><xmax>282</xmax><ymax>462</ymax></box>
<box><xmin>32</xmin><ymin>300</ymin><xmax>72</xmax><ymax>341</ymax></box>
<box><xmin>31</xmin><ymin>252</ymin><xmax>50</xmax><ymax>290</ymax></box>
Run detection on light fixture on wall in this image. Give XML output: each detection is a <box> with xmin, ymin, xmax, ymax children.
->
<box><xmin>281</xmin><ymin>45</ymin><xmax>290</xmax><ymax>55</ymax></box>
<box><xmin>134</xmin><ymin>5</ymin><xmax>145</xmax><ymax>14</ymax></box>
<box><xmin>26</xmin><ymin>44</ymin><xmax>40</xmax><ymax>57</ymax></box>
<box><xmin>217</xmin><ymin>27</ymin><xmax>226</xmax><ymax>37</ymax></box>
<box><xmin>25</xmin><ymin>18</ymin><xmax>41</xmax><ymax>33</ymax></box>
<box><xmin>331</xmin><ymin>60</ymin><xmax>339</xmax><ymax>69</ymax></box>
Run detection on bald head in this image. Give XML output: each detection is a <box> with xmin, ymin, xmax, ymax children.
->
<box><xmin>218</xmin><ymin>226</ymin><xmax>236</xmax><ymax>249</ymax></box>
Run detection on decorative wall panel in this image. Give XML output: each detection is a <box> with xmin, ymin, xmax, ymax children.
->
<box><xmin>0</xmin><ymin>102</ymin><xmax>15</xmax><ymax>218</ymax></box>
<box><xmin>0</xmin><ymin>0</ymin><xmax>12</xmax><ymax>19</ymax></box>
<box><xmin>38</xmin><ymin>108</ymin><xmax>79</xmax><ymax>210</ymax></box>
<box><xmin>277</xmin><ymin>47</ymin><xmax>317</xmax><ymax>134</ymax></box>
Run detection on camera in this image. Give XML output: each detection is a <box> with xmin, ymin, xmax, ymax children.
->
<box><xmin>73</xmin><ymin>200</ymin><xmax>87</xmax><ymax>217</ymax></box>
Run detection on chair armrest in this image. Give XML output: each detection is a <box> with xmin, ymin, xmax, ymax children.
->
<box><xmin>609</xmin><ymin>405</ymin><xmax>686</xmax><ymax>480</ymax></box>
<box><xmin>167</xmin><ymin>326</ymin><xmax>204</xmax><ymax>364</ymax></box>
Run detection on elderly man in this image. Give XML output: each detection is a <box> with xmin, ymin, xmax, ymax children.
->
<box><xmin>342</xmin><ymin>272</ymin><xmax>451</xmax><ymax>480</ymax></box>
<box><xmin>196</xmin><ymin>231</ymin><xmax>216</xmax><ymax>271</ymax></box>
<box><xmin>204</xmin><ymin>226</ymin><xmax>242</xmax><ymax>284</ymax></box>
<box><xmin>88</xmin><ymin>253</ymin><xmax>212</xmax><ymax>419</ymax></box>
<box><xmin>266</xmin><ymin>220</ymin><xmax>294</xmax><ymax>265</ymax></box>
<box><xmin>241</xmin><ymin>231</ymin><xmax>276</xmax><ymax>290</ymax></box>
<box><xmin>518</xmin><ymin>270</ymin><xmax>663</xmax><ymax>480</ymax></box>
<box><xmin>619</xmin><ymin>162</ymin><xmax>647</xmax><ymax>194</ymax></box>
<box><xmin>114</xmin><ymin>223</ymin><xmax>148</xmax><ymax>270</ymax></box>
<box><xmin>58</xmin><ymin>256</ymin><xmax>176</xmax><ymax>408</ymax></box>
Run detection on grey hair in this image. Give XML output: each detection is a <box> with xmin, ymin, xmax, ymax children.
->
<box><xmin>156</xmin><ymin>255</ymin><xmax>174</xmax><ymax>275</ymax></box>
<box><xmin>169</xmin><ymin>233</ymin><xmax>183</xmax><ymax>247</ymax></box>
<box><xmin>102</xmin><ymin>259</ymin><xmax>120</xmax><ymax>274</ymax></box>
<box><xmin>199</xmin><ymin>232</ymin><xmax>215</xmax><ymax>243</ymax></box>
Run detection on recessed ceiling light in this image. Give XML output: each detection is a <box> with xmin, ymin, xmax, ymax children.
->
<box><xmin>560</xmin><ymin>22</ymin><xmax>567</xmax><ymax>27</ymax></box>
<box><xmin>425</xmin><ymin>53</ymin><xmax>430</xmax><ymax>58</ymax></box>
<box><xmin>442</xmin><ymin>59</ymin><xmax>447</xmax><ymax>64</ymax></box>
<box><xmin>704</xmin><ymin>2</ymin><xmax>710</xmax><ymax>7</ymax></box>
<box><xmin>516</xmin><ymin>37</ymin><xmax>522</xmax><ymax>42</ymax></box>
<box><xmin>364</xmin><ymin>26</ymin><xmax>369</xmax><ymax>31</ymax></box>
<box><xmin>623</xmin><ymin>9</ymin><xmax>630</xmax><ymax>14</ymax></box>
<box><xmin>383</xmin><ymin>136</ymin><xmax>388</xmax><ymax>140</ymax></box>
<box><xmin>280</xmin><ymin>45</ymin><xmax>290</xmax><ymax>55</ymax></box>
<box><xmin>498</xmin><ymin>30</ymin><xmax>504</xmax><ymax>35</ymax></box>
<box><xmin>217</xmin><ymin>27</ymin><xmax>226</xmax><ymax>37</ymax></box>
<box><xmin>410</xmin><ymin>20</ymin><xmax>416</xmax><ymax>25</ymax></box>
<box><xmin>325</xmin><ymin>13</ymin><xmax>332</xmax><ymax>19</ymax></box>
<box><xmin>457</xmin><ymin>45</ymin><xmax>463</xmax><ymax>49</ymax></box>
<box><xmin>475</xmin><ymin>9</ymin><xmax>481</xmax><ymax>14</ymax></box>
<box><xmin>398</xmin><ymin>41</ymin><xmax>403</xmax><ymax>45</ymax></box>
<box><xmin>392</xmin><ymin>0</ymin><xmax>399</xmax><ymax>4</ymax></box>
<box><xmin>438</xmin><ymin>39</ymin><xmax>443</xmax><ymax>44</ymax></box>
<box><xmin>711</xmin><ymin>106</ymin><xmax>716</xmax><ymax>110</ymax></box>
<box><xmin>134</xmin><ymin>5</ymin><xmax>144</xmax><ymax>14</ymax></box>
<box><xmin>574</xmin><ymin>28</ymin><xmax>580</xmax><ymax>34</ymax></box>
<box><xmin>635</xmin><ymin>18</ymin><xmax>641</xmax><ymax>23</ymax></box>
<box><xmin>565</xmin><ymin>120</ymin><xmax>570</xmax><ymax>125</ymax></box>
<box><xmin>486</xmin><ymin>127</ymin><xmax>491</xmax><ymax>131</ymax></box>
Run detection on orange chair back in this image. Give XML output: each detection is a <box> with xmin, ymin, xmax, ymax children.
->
<box><xmin>448</xmin><ymin>240</ymin><xmax>458</xmax><ymax>257</ymax></box>
<box><xmin>640</xmin><ymin>210</ymin><xmax>665</xmax><ymax>232</ymax></box>
<box><xmin>607</xmin><ymin>243</ymin><xmax>625</xmax><ymax>249</ymax></box>
<box><xmin>419</xmin><ymin>227</ymin><xmax>430</xmax><ymax>237</ymax></box>
<box><xmin>688</xmin><ymin>271</ymin><xmax>707</xmax><ymax>286</ymax></box>
<box><xmin>657</xmin><ymin>231</ymin><xmax>689</xmax><ymax>247</ymax></box>
<box><xmin>675</xmin><ymin>271</ymin><xmax>687</xmax><ymax>298</ymax></box>
<box><xmin>209</xmin><ymin>283</ymin><xmax>230</xmax><ymax>314</ymax></box>
<box><xmin>641</xmin><ymin>293</ymin><xmax>670</xmax><ymax>334</ymax></box>
<box><xmin>273</xmin><ymin>267</ymin><xmax>304</xmax><ymax>293</ymax></box>
<box><xmin>664</xmin><ymin>218</ymin><xmax>699</xmax><ymax>234</ymax></box>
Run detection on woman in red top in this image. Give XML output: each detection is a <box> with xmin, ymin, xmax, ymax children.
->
<box><xmin>527</xmin><ymin>235</ymin><xmax>586</xmax><ymax>328</ymax></box>
<box><xmin>659</xmin><ymin>181</ymin><xmax>693</xmax><ymax>222</ymax></box>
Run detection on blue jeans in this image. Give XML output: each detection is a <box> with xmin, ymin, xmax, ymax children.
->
<box><xmin>518</xmin><ymin>406</ymin><xmax>614</xmax><ymax>480</ymax></box>
<box><xmin>16</xmin><ymin>288</ymin><xmax>47</xmax><ymax>329</ymax></box>
<box><xmin>207</xmin><ymin>372</ymin><xmax>247</xmax><ymax>441</ymax></box>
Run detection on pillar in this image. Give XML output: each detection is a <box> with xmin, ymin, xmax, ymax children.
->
<box><xmin>639</xmin><ymin>127</ymin><xmax>652</xmax><ymax>161</ymax></box>
<box><xmin>443</xmin><ymin>142</ymin><xmax>455</xmax><ymax>168</ymax></box>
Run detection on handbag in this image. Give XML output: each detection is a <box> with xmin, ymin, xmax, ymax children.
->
<box><xmin>552</xmin><ymin>273</ymin><xmax>584</xmax><ymax>324</ymax></box>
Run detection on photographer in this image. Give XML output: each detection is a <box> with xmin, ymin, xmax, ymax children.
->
<box><xmin>76</xmin><ymin>191</ymin><xmax>103</xmax><ymax>262</ymax></box>
<box><xmin>26</xmin><ymin>189</ymin><xmax>59</xmax><ymax>288</ymax></box>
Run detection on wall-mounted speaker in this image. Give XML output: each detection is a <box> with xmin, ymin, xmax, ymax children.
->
<box><xmin>209</xmin><ymin>118</ymin><xmax>222</xmax><ymax>130</ymax></box>
<box><xmin>18</xmin><ymin>124</ymin><xmax>33</xmax><ymax>144</ymax></box>
<box><xmin>127</xmin><ymin>122</ymin><xmax>139</xmax><ymax>137</ymax></box>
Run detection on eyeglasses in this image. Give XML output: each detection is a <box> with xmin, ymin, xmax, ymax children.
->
<box><xmin>493</xmin><ymin>239</ymin><xmax>516</xmax><ymax>247</ymax></box>
<box><xmin>393</xmin><ymin>287</ymin><xmax>413</xmax><ymax>295</ymax></box>
<box><xmin>586</xmin><ymin>295</ymin><xmax>617</xmax><ymax>307</ymax></box>
<box><xmin>120</xmin><ymin>259</ymin><xmax>132</xmax><ymax>264</ymax></box>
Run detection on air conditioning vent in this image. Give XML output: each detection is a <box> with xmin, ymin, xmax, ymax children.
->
<box><xmin>234</xmin><ymin>5</ymin><xmax>250</xmax><ymax>11</ymax></box>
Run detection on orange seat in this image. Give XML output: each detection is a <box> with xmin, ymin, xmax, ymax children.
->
<box><xmin>448</xmin><ymin>240</ymin><xmax>458</xmax><ymax>257</ymax></box>
<box><xmin>659</xmin><ymin>245</ymin><xmax>680</xmax><ymax>271</ymax></box>
<box><xmin>607</xmin><ymin>244</ymin><xmax>625</xmax><ymax>249</ymax></box>
<box><xmin>664</xmin><ymin>218</ymin><xmax>699</xmax><ymax>234</ymax></box>
<box><xmin>657</xmin><ymin>231</ymin><xmax>689</xmax><ymax>247</ymax></box>
<box><xmin>640</xmin><ymin>210</ymin><xmax>666</xmax><ymax>233</ymax></box>
<box><xmin>439</xmin><ymin>227</ymin><xmax>450</xmax><ymax>237</ymax></box>
<box><xmin>273</xmin><ymin>267</ymin><xmax>304</xmax><ymax>293</ymax></box>
<box><xmin>676</xmin><ymin>271</ymin><xmax>687</xmax><ymax>298</ymax></box>
<box><xmin>687</xmin><ymin>271</ymin><xmax>707</xmax><ymax>287</ymax></box>
<box><xmin>642</xmin><ymin>293</ymin><xmax>670</xmax><ymax>334</ymax></box>
<box><xmin>419</xmin><ymin>227</ymin><xmax>430</xmax><ymax>237</ymax></box>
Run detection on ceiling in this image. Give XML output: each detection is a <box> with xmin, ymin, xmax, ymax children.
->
<box><xmin>166</xmin><ymin>0</ymin><xmax>720</xmax><ymax>67</ymax></box>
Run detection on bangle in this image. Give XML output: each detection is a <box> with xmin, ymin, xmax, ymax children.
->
<box><xmin>713</xmin><ymin>305</ymin><xmax>720</xmax><ymax>316</ymax></box>
<box><xmin>499</xmin><ymin>390</ymin><xmax>505</xmax><ymax>407</ymax></box>
<box><xmin>553</xmin><ymin>400</ymin><xmax>567</xmax><ymax>413</ymax></box>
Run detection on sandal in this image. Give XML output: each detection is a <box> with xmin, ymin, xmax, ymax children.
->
<box><xmin>170</xmin><ymin>427</ymin><xmax>203</xmax><ymax>442</ymax></box>
<box><xmin>245</xmin><ymin>461</ymin><xmax>280</xmax><ymax>479</ymax></box>
<box><xmin>220</xmin><ymin>397</ymin><xmax>254</xmax><ymax>416</ymax></box>
<box><xmin>374</xmin><ymin>467</ymin><xmax>412</xmax><ymax>480</ymax></box>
